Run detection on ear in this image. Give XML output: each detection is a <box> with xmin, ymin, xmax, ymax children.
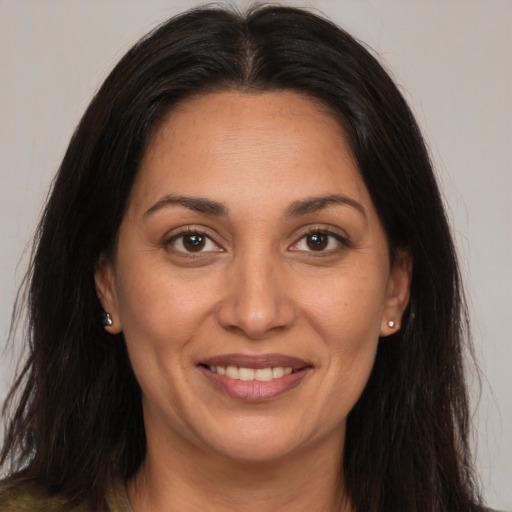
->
<box><xmin>380</xmin><ymin>249</ymin><xmax>412</xmax><ymax>337</ymax></box>
<box><xmin>94</xmin><ymin>255</ymin><xmax>122</xmax><ymax>334</ymax></box>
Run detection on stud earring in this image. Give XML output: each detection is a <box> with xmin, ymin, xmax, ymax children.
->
<box><xmin>387</xmin><ymin>320</ymin><xmax>395</xmax><ymax>328</ymax></box>
<box><xmin>102</xmin><ymin>311</ymin><xmax>113</xmax><ymax>328</ymax></box>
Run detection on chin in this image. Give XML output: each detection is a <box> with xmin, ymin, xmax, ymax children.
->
<box><xmin>214</xmin><ymin>440</ymin><xmax>303</xmax><ymax>465</ymax></box>
<box><xmin>196</xmin><ymin>419</ymin><xmax>319</xmax><ymax>464</ymax></box>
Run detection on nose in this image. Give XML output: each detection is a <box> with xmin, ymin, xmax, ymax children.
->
<box><xmin>215</xmin><ymin>250</ymin><xmax>296</xmax><ymax>340</ymax></box>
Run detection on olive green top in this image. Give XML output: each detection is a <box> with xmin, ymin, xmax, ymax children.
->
<box><xmin>0</xmin><ymin>480</ymin><xmax>133</xmax><ymax>512</ymax></box>
<box><xmin>0</xmin><ymin>481</ymin><xmax>506</xmax><ymax>512</ymax></box>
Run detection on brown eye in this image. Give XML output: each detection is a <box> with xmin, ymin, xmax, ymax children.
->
<box><xmin>306</xmin><ymin>233</ymin><xmax>328</xmax><ymax>251</ymax></box>
<box><xmin>183</xmin><ymin>233</ymin><xmax>205</xmax><ymax>252</ymax></box>
<box><xmin>169</xmin><ymin>231</ymin><xmax>222</xmax><ymax>254</ymax></box>
<box><xmin>289</xmin><ymin>230</ymin><xmax>346</xmax><ymax>255</ymax></box>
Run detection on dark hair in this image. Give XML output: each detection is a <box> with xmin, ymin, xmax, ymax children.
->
<box><xmin>1</xmin><ymin>4</ymin><xmax>483</xmax><ymax>511</ymax></box>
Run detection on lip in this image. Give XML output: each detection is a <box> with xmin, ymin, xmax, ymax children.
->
<box><xmin>197</xmin><ymin>353</ymin><xmax>312</xmax><ymax>402</ymax></box>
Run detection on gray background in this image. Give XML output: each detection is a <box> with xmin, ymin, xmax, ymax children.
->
<box><xmin>1</xmin><ymin>0</ymin><xmax>510</xmax><ymax>509</ymax></box>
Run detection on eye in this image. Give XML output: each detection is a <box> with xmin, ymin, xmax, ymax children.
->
<box><xmin>290</xmin><ymin>230</ymin><xmax>345</xmax><ymax>253</ymax></box>
<box><xmin>168</xmin><ymin>231</ymin><xmax>222</xmax><ymax>253</ymax></box>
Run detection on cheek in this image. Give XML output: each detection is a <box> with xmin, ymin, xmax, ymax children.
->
<box><xmin>296</xmin><ymin>263</ymin><xmax>387</xmax><ymax>405</ymax></box>
<box><xmin>113</xmin><ymin>261</ymin><xmax>223</xmax><ymax>367</ymax></box>
<box><xmin>299</xmin><ymin>264</ymin><xmax>388</xmax><ymax>346</ymax></box>
<box><xmin>113</xmin><ymin>268</ymin><xmax>220</xmax><ymax>413</ymax></box>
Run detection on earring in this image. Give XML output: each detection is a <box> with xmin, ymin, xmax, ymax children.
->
<box><xmin>102</xmin><ymin>311</ymin><xmax>113</xmax><ymax>328</ymax></box>
<box><xmin>387</xmin><ymin>320</ymin><xmax>395</xmax><ymax>328</ymax></box>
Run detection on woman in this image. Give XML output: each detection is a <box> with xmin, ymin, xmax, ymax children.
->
<box><xmin>0</xmin><ymin>4</ymin><xmax>490</xmax><ymax>512</ymax></box>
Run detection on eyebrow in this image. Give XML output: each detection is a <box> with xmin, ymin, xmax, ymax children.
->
<box><xmin>144</xmin><ymin>193</ymin><xmax>366</xmax><ymax>220</ymax></box>
<box><xmin>285</xmin><ymin>194</ymin><xmax>367</xmax><ymax>219</ymax></box>
<box><xmin>144</xmin><ymin>195</ymin><xmax>228</xmax><ymax>217</ymax></box>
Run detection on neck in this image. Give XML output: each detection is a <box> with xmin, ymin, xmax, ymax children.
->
<box><xmin>127</xmin><ymin>427</ymin><xmax>351</xmax><ymax>512</ymax></box>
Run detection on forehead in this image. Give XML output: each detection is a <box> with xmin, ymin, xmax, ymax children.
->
<box><xmin>131</xmin><ymin>90</ymin><xmax>372</xmax><ymax>216</ymax></box>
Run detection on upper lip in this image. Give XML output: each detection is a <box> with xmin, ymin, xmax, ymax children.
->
<box><xmin>199</xmin><ymin>353</ymin><xmax>310</xmax><ymax>370</ymax></box>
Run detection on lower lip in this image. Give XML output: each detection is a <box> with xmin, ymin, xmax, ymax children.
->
<box><xmin>198</xmin><ymin>366</ymin><xmax>311</xmax><ymax>402</ymax></box>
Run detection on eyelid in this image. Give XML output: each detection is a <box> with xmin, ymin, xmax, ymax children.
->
<box><xmin>288</xmin><ymin>225</ymin><xmax>351</xmax><ymax>253</ymax></box>
<box><xmin>161</xmin><ymin>224</ymin><xmax>350</xmax><ymax>257</ymax></box>
<box><xmin>164</xmin><ymin>226</ymin><xmax>224</xmax><ymax>255</ymax></box>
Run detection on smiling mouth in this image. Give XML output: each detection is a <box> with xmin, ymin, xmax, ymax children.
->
<box><xmin>201</xmin><ymin>365</ymin><xmax>296</xmax><ymax>381</ymax></box>
<box><xmin>197</xmin><ymin>354</ymin><xmax>312</xmax><ymax>401</ymax></box>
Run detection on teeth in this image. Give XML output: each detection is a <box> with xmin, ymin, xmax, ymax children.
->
<box><xmin>210</xmin><ymin>365</ymin><xmax>295</xmax><ymax>381</ymax></box>
<box><xmin>255</xmin><ymin>368</ymin><xmax>273</xmax><ymax>381</ymax></box>
<box><xmin>238</xmin><ymin>368</ymin><xmax>255</xmax><ymax>381</ymax></box>
<box><xmin>226</xmin><ymin>366</ymin><xmax>239</xmax><ymax>379</ymax></box>
<box><xmin>272</xmin><ymin>367</ymin><xmax>284</xmax><ymax>379</ymax></box>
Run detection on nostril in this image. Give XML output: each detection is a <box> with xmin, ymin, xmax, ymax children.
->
<box><xmin>215</xmin><ymin>296</ymin><xmax>296</xmax><ymax>340</ymax></box>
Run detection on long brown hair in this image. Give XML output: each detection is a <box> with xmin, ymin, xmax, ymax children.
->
<box><xmin>1</xmin><ymin>5</ymin><xmax>483</xmax><ymax>511</ymax></box>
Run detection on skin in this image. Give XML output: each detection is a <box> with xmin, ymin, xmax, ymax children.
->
<box><xmin>96</xmin><ymin>91</ymin><xmax>411</xmax><ymax>511</ymax></box>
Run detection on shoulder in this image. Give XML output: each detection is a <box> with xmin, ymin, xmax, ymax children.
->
<box><xmin>105</xmin><ymin>481</ymin><xmax>134</xmax><ymax>512</ymax></box>
<box><xmin>0</xmin><ymin>481</ymin><xmax>72</xmax><ymax>512</ymax></box>
<box><xmin>0</xmin><ymin>480</ymin><xmax>133</xmax><ymax>512</ymax></box>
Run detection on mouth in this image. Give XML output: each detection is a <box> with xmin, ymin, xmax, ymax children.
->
<box><xmin>201</xmin><ymin>364</ymin><xmax>295</xmax><ymax>382</ymax></box>
<box><xmin>197</xmin><ymin>354</ymin><xmax>312</xmax><ymax>401</ymax></box>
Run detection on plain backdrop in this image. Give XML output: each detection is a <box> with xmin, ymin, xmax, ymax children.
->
<box><xmin>1</xmin><ymin>0</ymin><xmax>510</xmax><ymax>509</ymax></box>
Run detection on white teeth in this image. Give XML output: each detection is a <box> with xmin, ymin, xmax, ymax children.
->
<box><xmin>238</xmin><ymin>368</ymin><xmax>255</xmax><ymax>381</ymax></box>
<box><xmin>272</xmin><ymin>367</ymin><xmax>284</xmax><ymax>379</ymax></box>
<box><xmin>209</xmin><ymin>365</ymin><xmax>296</xmax><ymax>381</ymax></box>
<box><xmin>255</xmin><ymin>368</ymin><xmax>273</xmax><ymax>381</ymax></box>
<box><xmin>225</xmin><ymin>366</ymin><xmax>239</xmax><ymax>379</ymax></box>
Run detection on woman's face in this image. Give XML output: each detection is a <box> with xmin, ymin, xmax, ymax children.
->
<box><xmin>96</xmin><ymin>91</ymin><xmax>410</xmax><ymax>464</ymax></box>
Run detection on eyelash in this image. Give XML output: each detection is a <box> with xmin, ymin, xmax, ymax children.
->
<box><xmin>164</xmin><ymin>227</ymin><xmax>350</xmax><ymax>257</ymax></box>
<box><xmin>166</xmin><ymin>228</ymin><xmax>222</xmax><ymax>256</ymax></box>
<box><xmin>289</xmin><ymin>228</ymin><xmax>350</xmax><ymax>255</ymax></box>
